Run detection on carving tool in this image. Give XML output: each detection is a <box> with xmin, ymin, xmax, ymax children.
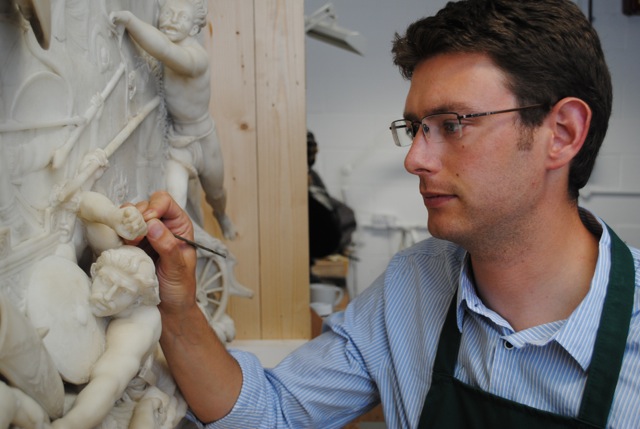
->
<box><xmin>172</xmin><ymin>233</ymin><xmax>227</xmax><ymax>258</ymax></box>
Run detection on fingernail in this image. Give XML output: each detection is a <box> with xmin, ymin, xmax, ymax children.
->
<box><xmin>147</xmin><ymin>219</ymin><xmax>163</xmax><ymax>239</ymax></box>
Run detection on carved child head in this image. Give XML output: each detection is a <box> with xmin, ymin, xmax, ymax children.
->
<box><xmin>89</xmin><ymin>246</ymin><xmax>159</xmax><ymax>317</ymax></box>
<box><xmin>158</xmin><ymin>0</ymin><xmax>207</xmax><ymax>41</ymax></box>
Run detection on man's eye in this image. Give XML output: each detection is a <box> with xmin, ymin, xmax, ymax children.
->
<box><xmin>398</xmin><ymin>123</ymin><xmax>414</xmax><ymax>138</ymax></box>
<box><xmin>442</xmin><ymin>121</ymin><xmax>459</xmax><ymax>135</ymax></box>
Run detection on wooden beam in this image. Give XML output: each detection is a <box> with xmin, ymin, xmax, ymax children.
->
<box><xmin>205</xmin><ymin>0</ymin><xmax>309</xmax><ymax>339</ymax></box>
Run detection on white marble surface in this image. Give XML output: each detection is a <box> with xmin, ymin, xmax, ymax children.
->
<box><xmin>0</xmin><ymin>1</ymin><xmax>246</xmax><ymax>427</ymax></box>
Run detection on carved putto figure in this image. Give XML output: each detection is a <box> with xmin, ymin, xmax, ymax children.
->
<box><xmin>111</xmin><ymin>0</ymin><xmax>237</xmax><ymax>240</ymax></box>
<box><xmin>52</xmin><ymin>246</ymin><xmax>186</xmax><ymax>429</ymax></box>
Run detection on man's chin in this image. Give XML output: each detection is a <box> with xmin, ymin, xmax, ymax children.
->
<box><xmin>427</xmin><ymin>221</ymin><xmax>462</xmax><ymax>244</ymax></box>
<box><xmin>426</xmin><ymin>220</ymin><xmax>447</xmax><ymax>240</ymax></box>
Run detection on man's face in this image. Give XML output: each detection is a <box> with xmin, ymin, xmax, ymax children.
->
<box><xmin>159</xmin><ymin>0</ymin><xmax>196</xmax><ymax>42</ymax></box>
<box><xmin>90</xmin><ymin>266</ymin><xmax>139</xmax><ymax>317</ymax></box>
<box><xmin>403</xmin><ymin>53</ymin><xmax>548</xmax><ymax>249</ymax></box>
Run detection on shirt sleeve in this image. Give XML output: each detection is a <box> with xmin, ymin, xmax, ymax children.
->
<box><xmin>189</xmin><ymin>281</ymin><xmax>387</xmax><ymax>428</ymax></box>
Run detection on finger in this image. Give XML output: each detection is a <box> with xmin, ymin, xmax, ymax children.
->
<box><xmin>141</xmin><ymin>191</ymin><xmax>173</xmax><ymax>220</ymax></box>
<box><xmin>146</xmin><ymin>218</ymin><xmax>177</xmax><ymax>250</ymax></box>
<box><xmin>144</xmin><ymin>191</ymin><xmax>193</xmax><ymax>239</ymax></box>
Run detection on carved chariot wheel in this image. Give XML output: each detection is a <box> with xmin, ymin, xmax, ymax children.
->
<box><xmin>195</xmin><ymin>251</ymin><xmax>230</xmax><ymax>325</ymax></box>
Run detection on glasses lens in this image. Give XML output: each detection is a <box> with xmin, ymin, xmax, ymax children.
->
<box><xmin>422</xmin><ymin>113</ymin><xmax>462</xmax><ymax>144</ymax></box>
<box><xmin>390</xmin><ymin>120</ymin><xmax>414</xmax><ymax>147</ymax></box>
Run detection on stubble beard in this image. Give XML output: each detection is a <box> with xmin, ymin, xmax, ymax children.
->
<box><xmin>427</xmin><ymin>124</ymin><xmax>537</xmax><ymax>261</ymax></box>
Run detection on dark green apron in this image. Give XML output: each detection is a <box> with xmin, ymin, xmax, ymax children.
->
<box><xmin>418</xmin><ymin>226</ymin><xmax>635</xmax><ymax>428</ymax></box>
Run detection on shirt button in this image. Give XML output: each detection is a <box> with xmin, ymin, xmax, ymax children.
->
<box><xmin>503</xmin><ymin>340</ymin><xmax>514</xmax><ymax>350</ymax></box>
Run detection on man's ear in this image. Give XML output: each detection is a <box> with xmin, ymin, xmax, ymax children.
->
<box><xmin>545</xmin><ymin>97</ymin><xmax>592</xmax><ymax>171</ymax></box>
<box><xmin>189</xmin><ymin>25</ymin><xmax>200</xmax><ymax>37</ymax></box>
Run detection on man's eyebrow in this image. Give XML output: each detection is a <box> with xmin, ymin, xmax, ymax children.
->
<box><xmin>402</xmin><ymin>112</ymin><xmax>420</xmax><ymax>121</ymax></box>
<box><xmin>403</xmin><ymin>102</ymin><xmax>475</xmax><ymax>120</ymax></box>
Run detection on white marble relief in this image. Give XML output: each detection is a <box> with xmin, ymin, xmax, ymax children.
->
<box><xmin>0</xmin><ymin>0</ymin><xmax>251</xmax><ymax>427</ymax></box>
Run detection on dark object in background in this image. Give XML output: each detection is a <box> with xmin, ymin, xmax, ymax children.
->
<box><xmin>623</xmin><ymin>0</ymin><xmax>640</xmax><ymax>15</ymax></box>
<box><xmin>308</xmin><ymin>170</ymin><xmax>356</xmax><ymax>259</ymax></box>
<box><xmin>307</xmin><ymin>131</ymin><xmax>356</xmax><ymax>260</ymax></box>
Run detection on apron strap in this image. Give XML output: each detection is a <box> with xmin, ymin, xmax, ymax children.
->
<box><xmin>431</xmin><ymin>296</ymin><xmax>461</xmax><ymax>377</ymax></box>
<box><xmin>577</xmin><ymin>225</ymin><xmax>635</xmax><ymax>426</ymax></box>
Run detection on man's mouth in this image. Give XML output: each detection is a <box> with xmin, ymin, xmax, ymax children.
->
<box><xmin>421</xmin><ymin>192</ymin><xmax>455</xmax><ymax>208</ymax></box>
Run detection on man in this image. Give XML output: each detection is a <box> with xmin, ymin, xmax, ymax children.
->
<box><xmin>131</xmin><ymin>0</ymin><xmax>640</xmax><ymax>428</ymax></box>
<box><xmin>110</xmin><ymin>0</ymin><xmax>236</xmax><ymax>240</ymax></box>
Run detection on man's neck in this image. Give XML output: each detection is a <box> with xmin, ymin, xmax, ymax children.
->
<box><xmin>468</xmin><ymin>206</ymin><xmax>600</xmax><ymax>332</ymax></box>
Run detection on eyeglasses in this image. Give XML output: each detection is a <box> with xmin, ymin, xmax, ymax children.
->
<box><xmin>389</xmin><ymin>104</ymin><xmax>546</xmax><ymax>147</ymax></box>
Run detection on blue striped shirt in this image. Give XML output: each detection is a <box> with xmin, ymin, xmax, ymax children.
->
<box><xmin>199</xmin><ymin>212</ymin><xmax>640</xmax><ymax>428</ymax></box>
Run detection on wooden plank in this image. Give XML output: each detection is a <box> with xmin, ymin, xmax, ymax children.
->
<box><xmin>254</xmin><ymin>0</ymin><xmax>309</xmax><ymax>339</ymax></box>
<box><xmin>204</xmin><ymin>0</ymin><xmax>309</xmax><ymax>339</ymax></box>
<box><xmin>205</xmin><ymin>0</ymin><xmax>261</xmax><ymax>338</ymax></box>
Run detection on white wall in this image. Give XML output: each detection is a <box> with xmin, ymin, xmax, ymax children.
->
<box><xmin>305</xmin><ymin>0</ymin><xmax>640</xmax><ymax>296</ymax></box>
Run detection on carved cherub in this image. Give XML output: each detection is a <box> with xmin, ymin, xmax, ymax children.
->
<box><xmin>110</xmin><ymin>0</ymin><xmax>237</xmax><ymax>239</ymax></box>
<box><xmin>51</xmin><ymin>246</ymin><xmax>162</xmax><ymax>429</ymax></box>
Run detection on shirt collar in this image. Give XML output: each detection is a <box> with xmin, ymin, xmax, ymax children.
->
<box><xmin>454</xmin><ymin>208</ymin><xmax>610</xmax><ymax>371</ymax></box>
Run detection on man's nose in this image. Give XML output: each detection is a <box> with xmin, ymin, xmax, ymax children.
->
<box><xmin>403</xmin><ymin>131</ymin><xmax>443</xmax><ymax>175</ymax></box>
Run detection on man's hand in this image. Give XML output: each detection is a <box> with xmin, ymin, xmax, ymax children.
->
<box><xmin>127</xmin><ymin>191</ymin><xmax>197</xmax><ymax>316</ymax></box>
